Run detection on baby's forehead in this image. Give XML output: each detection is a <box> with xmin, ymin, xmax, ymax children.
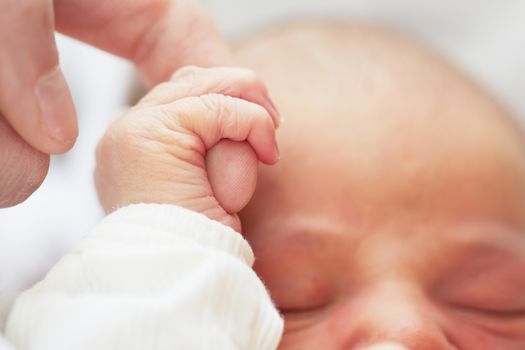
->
<box><xmin>272</xmin><ymin>52</ymin><xmax>525</xmax><ymax>191</ymax></box>
<box><xmin>238</xmin><ymin>22</ymin><xmax>525</xmax><ymax>230</ymax></box>
<box><xmin>274</xmin><ymin>106</ymin><xmax>525</xmax><ymax>219</ymax></box>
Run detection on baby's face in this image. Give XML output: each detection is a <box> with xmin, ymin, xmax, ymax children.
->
<box><xmin>236</xmin><ymin>23</ymin><xmax>525</xmax><ymax>349</ymax></box>
<box><xmin>242</xmin><ymin>107</ymin><xmax>525</xmax><ymax>349</ymax></box>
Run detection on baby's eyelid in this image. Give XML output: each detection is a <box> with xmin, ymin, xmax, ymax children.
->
<box><xmin>278</xmin><ymin>296</ymin><xmax>335</xmax><ymax>315</ymax></box>
<box><xmin>476</xmin><ymin>308</ymin><xmax>525</xmax><ymax>319</ymax></box>
<box><xmin>279</xmin><ymin>305</ymin><xmax>328</xmax><ymax>316</ymax></box>
<box><xmin>450</xmin><ymin>302</ymin><xmax>525</xmax><ymax>320</ymax></box>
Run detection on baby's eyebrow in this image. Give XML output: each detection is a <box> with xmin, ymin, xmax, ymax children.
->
<box><xmin>446</xmin><ymin>224</ymin><xmax>525</xmax><ymax>255</ymax></box>
<box><xmin>254</xmin><ymin>217</ymin><xmax>352</xmax><ymax>258</ymax></box>
<box><xmin>436</xmin><ymin>225</ymin><xmax>525</xmax><ymax>277</ymax></box>
<box><xmin>261</xmin><ymin>216</ymin><xmax>525</xmax><ymax>261</ymax></box>
<box><xmin>270</xmin><ymin>214</ymin><xmax>353</xmax><ymax>239</ymax></box>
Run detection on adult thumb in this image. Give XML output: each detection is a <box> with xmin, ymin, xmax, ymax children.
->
<box><xmin>0</xmin><ymin>0</ymin><xmax>77</xmax><ymax>155</ymax></box>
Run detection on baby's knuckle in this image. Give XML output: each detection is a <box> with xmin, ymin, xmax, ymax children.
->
<box><xmin>152</xmin><ymin>82</ymin><xmax>176</xmax><ymax>95</ymax></box>
<box><xmin>238</xmin><ymin>68</ymin><xmax>261</xmax><ymax>85</ymax></box>
<box><xmin>171</xmin><ymin>65</ymin><xmax>202</xmax><ymax>82</ymax></box>
<box><xmin>140</xmin><ymin>82</ymin><xmax>175</xmax><ymax>103</ymax></box>
<box><xmin>99</xmin><ymin>118</ymin><xmax>139</xmax><ymax>157</ymax></box>
<box><xmin>251</xmin><ymin>101</ymin><xmax>270</xmax><ymax>119</ymax></box>
<box><xmin>201</xmin><ymin>94</ymin><xmax>231</xmax><ymax>117</ymax></box>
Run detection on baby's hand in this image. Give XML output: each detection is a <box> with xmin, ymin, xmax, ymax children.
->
<box><xmin>95</xmin><ymin>66</ymin><xmax>280</xmax><ymax>232</ymax></box>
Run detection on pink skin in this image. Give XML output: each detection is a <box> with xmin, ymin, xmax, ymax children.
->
<box><xmin>237</xmin><ymin>23</ymin><xmax>525</xmax><ymax>349</ymax></box>
<box><xmin>0</xmin><ymin>0</ymin><xmax>233</xmax><ymax>155</ymax></box>
<box><xmin>0</xmin><ymin>115</ymin><xmax>49</xmax><ymax>207</ymax></box>
<box><xmin>95</xmin><ymin>66</ymin><xmax>279</xmax><ymax>233</ymax></box>
<box><xmin>1</xmin><ymin>0</ymin><xmax>276</xmax><ymax>208</ymax></box>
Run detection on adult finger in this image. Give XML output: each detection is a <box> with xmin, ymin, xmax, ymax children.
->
<box><xmin>0</xmin><ymin>113</ymin><xmax>50</xmax><ymax>208</ymax></box>
<box><xmin>54</xmin><ymin>0</ymin><xmax>233</xmax><ymax>85</ymax></box>
<box><xmin>0</xmin><ymin>0</ymin><xmax>77</xmax><ymax>155</ymax></box>
<box><xmin>206</xmin><ymin>140</ymin><xmax>258</xmax><ymax>214</ymax></box>
<box><xmin>54</xmin><ymin>1</ymin><xmax>283</xmax><ymax>133</ymax></box>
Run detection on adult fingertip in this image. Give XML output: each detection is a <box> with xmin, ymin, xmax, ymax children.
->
<box><xmin>0</xmin><ymin>152</ymin><xmax>51</xmax><ymax>208</ymax></box>
<box><xmin>206</xmin><ymin>140</ymin><xmax>258</xmax><ymax>214</ymax></box>
<box><xmin>0</xmin><ymin>117</ymin><xmax>50</xmax><ymax>208</ymax></box>
<box><xmin>34</xmin><ymin>67</ymin><xmax>78</xmax><ymax>154</ymax></box>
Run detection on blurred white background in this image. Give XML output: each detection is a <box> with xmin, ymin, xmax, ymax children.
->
<box><xmin>1</xmin><ymin>0</ymin><xmax>525</xmax><ymax>325</ymax></box>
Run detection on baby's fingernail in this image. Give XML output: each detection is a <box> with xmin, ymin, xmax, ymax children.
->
<box><xmin>280</xmin><ymin>116</ymin><xmax>285</xmax><ymax>125</ymax></box>
<box><xmin>267</xmin><ymin>98</ymin><xmax>281</xmax><ymax>128</ymax></box>
<box><xmin>35</xmin><ymin>67</ymin><xmax>77</xmax><ymax>145</ymax></box>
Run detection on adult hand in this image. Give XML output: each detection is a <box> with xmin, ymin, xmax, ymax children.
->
<box><xmin>1</xmin><ymin>0</ymin><xmax>233</xmax><ymax>154</ymax></box>
<box><xmin>0</xmin><ymin>0</ymin><xmax>235</xmax><ymax>207</ymax></box>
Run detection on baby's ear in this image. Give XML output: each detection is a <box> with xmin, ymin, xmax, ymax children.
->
<box><xmin>206</xmin><ymin>140</ymin><xmax>258</xmax><ymax>215</ymax></box>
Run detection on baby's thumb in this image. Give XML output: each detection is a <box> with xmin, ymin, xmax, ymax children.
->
<box><xmin>0</xmin><ymin>0</ymin><xmax>77</xmax><ymax>154</ymax></box>
<box><xmin>206</xmin><ymin>140</ymin><xmax>258</xmax><ymax>216</ymax></box>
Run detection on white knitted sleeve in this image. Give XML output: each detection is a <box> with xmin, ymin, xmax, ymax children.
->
<box><xmin>5</xmin><ymin>204</ymin><xmax>283</xmax><ymax>350</ymax></box>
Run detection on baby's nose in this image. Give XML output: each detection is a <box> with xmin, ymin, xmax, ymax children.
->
<box><xmin>334</xmin><ymin>284</ymin><xmax>456</xmax><ymax>350</ymax></box>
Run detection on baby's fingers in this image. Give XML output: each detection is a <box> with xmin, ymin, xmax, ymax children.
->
<box><xmin>138</xmin><ymin>66</ymin><xmax>280</xmax><ymax>128</ymax></box>
<box><xmin>163</xmin><ymin>93</ymin><xmax>279</xmax><ymax>165</ymax></box>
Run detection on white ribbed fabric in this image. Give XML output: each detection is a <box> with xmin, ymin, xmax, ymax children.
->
<box><xmin>4</xmin><ymin>204</ymin><xmax>283</xmax><ymax>350</ymax></box>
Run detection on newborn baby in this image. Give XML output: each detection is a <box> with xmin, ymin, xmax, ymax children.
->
<box><xmin>6</xmin><ymin>22</ymin><xmax>525</xmax><ymax>350</ymax></box>
<box><xmin>236</xmin><ymin>23</ymin><xmax>525</xmax><ymax>349</ymax></box>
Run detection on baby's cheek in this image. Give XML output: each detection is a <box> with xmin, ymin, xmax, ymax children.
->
<box><xmin>270</xmin><ymin>276</ymin><xmax>332</xmax><ymax>314</ymax></box>
<box><xmin>441</xmin><ymin>312</ymin><xmax>523</xmax><ymax>349</ymax></box>
<box><xmin>279</xmin><ymin>304</ymin><xmax>521</xmax><ymax>350</ymax></box>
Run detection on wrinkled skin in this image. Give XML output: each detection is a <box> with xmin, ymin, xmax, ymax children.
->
<box><xmin>95</xmin><ymin>66</ymin><xmax>279</xmax><ymax>233</ymax></box>
<box><xmin>0</xmin><ymin>0</ymin><xmax>232</xmax><ymax>207</ymax></box>
<box><xmin>0</xmin><ymin>115</ymin><xmax>49</xmax><ymax>208</ymax></box>
<box><xmin>237</xmin><ymin>23</ymin><xmax>525</xmax><ymax>349</ymax></box>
